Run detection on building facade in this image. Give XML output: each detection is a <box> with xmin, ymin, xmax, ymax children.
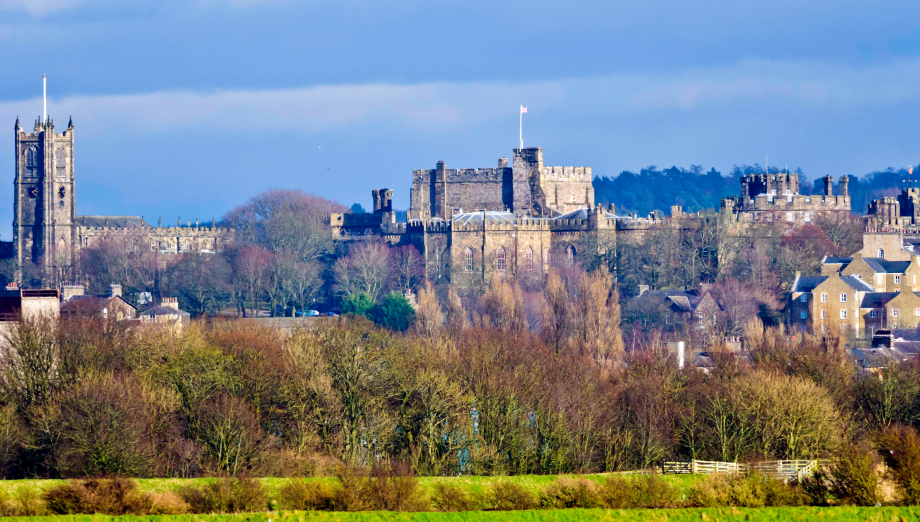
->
<box><xmin>721</xmin><ymin>173</ymin><xmax>851</xmax><ymax>226</ymax></box>
<box><xmin>7</xmin><ymin>116</ymin><xmax>233</xmax><ymax>281</ymax></box>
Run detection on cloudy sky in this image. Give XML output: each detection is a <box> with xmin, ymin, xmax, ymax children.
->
<box><xmin>1</xmin><ymin>1</ymin><xmax>919</xmax><ymax>237</ymax></box>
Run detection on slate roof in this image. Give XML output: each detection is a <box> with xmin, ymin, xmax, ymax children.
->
<box><xmin>862</xmin><ymin>258</ymin><xmax>911</xmax><ymax>274</ymax></box>
<box><xmin>792</xmin><ymin>275</ymin><xmax>873</xmax><ymax>293</ymax></box>
<box><xmin>140</xmin><ymin>305</ymin><xmax>190</xmax><ymax>317</ymax></box>
<box><xmin>823</xmin><ymin>256</ymin><xmax>852</xmax><ymax>265</ymax></box>
<box><xmin>636</xmin><ymin>289</ymin><xmax>712</xmax><ymax>312</ymax></box>
<box><xmin>554</xmin><ymin>208</ymin><xmax>623</xmax><ymax>220</ymax></box>
<box><xmin>75</xmin><ymin>215</ymin><xmax>151</xmax><ymax>229</ymax></box>
<box><xmin>859</xmin><ymin>292</ymin><xmax>899</xmax><ymax>308</ymax></box>
<box><xmin>451</xmin><ymin>211</ymin><xmax>519</xmax><ymax>225</ymax></box>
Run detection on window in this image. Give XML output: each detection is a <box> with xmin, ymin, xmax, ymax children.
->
<box><xmin>869</xmin><ymin>310</ymin><xmax>878</xmax><ymax>318</ymax></box>
<box><xmin>840</xmin><ymin>310</ymin><xmax>847</xmax><ymax>319</ymax></box>
<box><xmin>879</xmin><ymin>249</ymin><xmax>885</xmax><ymax>259</ymax></box>
<box><xmin>895</xmin><ymin>275</ymin><xmax>902</xmax><ymax>284</ymax></box>
<box><xmin>496</xmin><ymin>247</ymin><xmax>506</xmax><ymax>271</ymax></box>
<box><xmin>464</xmin><ymin>248</ymin><xmax>474</xmax><ymax>272</ymax></box>
<box><xmin>786</xmin><ymin>211</ymin><xmax>795</xmax><ymax>222</ymax></box>
<box><xmin>804</xmin><ymin>211</ymin><xmax>811</xmax><ymax>222</ymax></box>
<box><xmin>840</xmin><ymin>293</ymin><xmax>847</xmax><ymax>303</ymax></box>
<box><xmin>821</xmin><ymin>309</ymin><xmax>827</xmax><ymax>319</ymax></box>
<box><xmin>821</xmin><ymin>293</ymin><xmax>827</xmax><ymax>303</ymax></box>
<box><xmin>800</xmin><ymin>294</ymin><xmax>808</xmax><ymax>303</ymax></box>
<box><xmin>184</xmin><ymin>241</ymin><xmax>191</xmax><ymax>251</ymax></box>
<box><xmin>102</xmin><ymin>308</ymin><xmax>108</xmax><ymax>320</ymax></box>
<box><xmin>525</xmin><ymin>247</ymin><xmax>534</xmax><ymax>271</ymax></box>
<box><xmin>566</xmin><ymin>245</ymin><xmax>576</xmax><ymax>266</ymax></box>
<box><xmin>914</xmin><ymin>308</ymin><xmax>920</xmax><ymax>317</ymax></box>
<box><xmin>800</xmin><ymin>310</ymin><xmax>807</xmax><ymax>319</ymax></box>
<box><xmin>893</xmin><ymin>309</ymin><xmax>900</xmax><ymax>317</ymax></box>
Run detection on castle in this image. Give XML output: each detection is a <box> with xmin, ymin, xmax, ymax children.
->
<box><xmin>719</xmin><ymin>172</ymin><xmax>851</xmax><ymax>225</ymax></box>
<box><xmin>333</xmin><ymin>147</ymin><xmax>662</xmax><ymax>285</ymax></box>
<box><xmin>7</xmin><ymin>116</ymin><xmax>233</xmax><ymax>282</ymax></box>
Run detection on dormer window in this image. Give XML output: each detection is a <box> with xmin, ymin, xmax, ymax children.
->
<box><xmin>879</xmin><ymin>249</ymin><xmax>885</xmax><ymax>259</ymax></box>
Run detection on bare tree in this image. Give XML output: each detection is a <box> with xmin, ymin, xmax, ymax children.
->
<box><xmin>333</xmin><ymin>242</ymin><xmax>392</xmax><ymax>302</ymax></box>
<box><xmin>393</xmin><ymin>245</ymin><xmax>425</xmax><ymax>294</ymax></box>
<box><xmin>541</xmin><ymin>270</ymin><xmax>572</xmax><ymax>354</ymax></box>
<box><xmin>415</xmin><ymin>281</ymin><xmax>443</xmax><ymax>339</ymax></box>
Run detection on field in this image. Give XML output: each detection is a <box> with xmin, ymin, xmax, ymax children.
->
<box><xmin>2</xmin><ymin>507</ymin><xmax>920</xmax><ymax>521</ymax></box>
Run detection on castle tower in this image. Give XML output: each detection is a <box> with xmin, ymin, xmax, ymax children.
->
<box><xmin>13</xmin><ymin>115</ymin><xmax>76</xmax><ymax>277</ymax></box>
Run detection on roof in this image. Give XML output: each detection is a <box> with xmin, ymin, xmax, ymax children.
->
<box><xmin>61</xmin><ymin>295</ymin><xmax>137</xmax><ymax>314</ymax></box>
<box><xmin>793</xmin><ymin>275</ymin><xmax>873</xmax><ymax>293</ymax></box>
<box><xmin>636</xmin><ymin>289</ymin><xmax>711</xmax><ymax>312</ymax></box>
<box><xmin>553</xmin><ymin>208</ymin><xmax>623</xmax><ymax>220</ymax></box>
<box><xmin>859</xmin><ymin>292</ymin><xmax>899</xmax><ymax>308</ymax></box>
<box><xmin>862</xmin><ymin>258</ymin><xmax>910</xmax><ymax>274</ymax></box>
<box><xmin>75</xmin><ymin>215</ymin><xmax>151</xmax><ymax>229</ymax></box>
<box><xmin>140</xmin><ymin>305</ymin><xmax>190</xmax><ymax>317</ymax></box>
<box><xmin>823</xmin><ymin>257</ymin><xmax>852</xmax><ymax>265</ymax></box>
<box><xmin>451</xmin><ymin>211</ymin><xmax>519</xmax><ymax>225</ymax></box>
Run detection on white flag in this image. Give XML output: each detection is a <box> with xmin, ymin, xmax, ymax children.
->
<box><xmin>520</xmin><ymin>105</ymin><xmax>528</xmax><ymax>114</ymax></box>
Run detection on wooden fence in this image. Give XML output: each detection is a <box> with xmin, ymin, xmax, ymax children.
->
<box><xmin>661</xmin><ymin>459</ymin><xmax>818</xmax><ymax>480</ymax></box>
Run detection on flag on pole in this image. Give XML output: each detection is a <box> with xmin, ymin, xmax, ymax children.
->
<box><xmin>520</xmin><ymin>105</ymin><xmax>528</xmax><ymax>114</ymax></box>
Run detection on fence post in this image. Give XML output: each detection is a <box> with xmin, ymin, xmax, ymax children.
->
<box><xmin>691</xmin><ymin>460</ymin><xmax>697</xmax><ymax>474</ymax></box>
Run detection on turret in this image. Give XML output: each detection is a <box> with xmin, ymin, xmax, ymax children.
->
<box><xmin>823</xmin><ymin>175</ymin><xmax>834</xmax><ymax>196</ymax></box>
<box><xmin>840</xmin><ymin>175</ymin><xmax>849</xmax><ymax>197</ymax></box>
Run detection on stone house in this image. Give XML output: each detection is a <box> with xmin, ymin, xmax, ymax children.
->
<box><xmin>60</xmin><ymin>284</ymin><xmax>137</xmax><ymax>321</ymax></box>
<box><xmin>790</xmin><ymin>271</ymin><xmax>873</xmax><ymax>335</ymax></box>
<box><xmin>139</xmin><ymin>297</ymin><xmax>190</xmax><ymax>329</ymax></box>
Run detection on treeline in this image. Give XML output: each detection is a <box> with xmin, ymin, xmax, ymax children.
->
<box><xmin>593</xmin><ymin>164</ymin><xmax>918</xmax><ymax>216</ymax></box>
<box><xmin>0</xmin><ymin>297</ymin><xmax>917</xmax><ymax>480</ymax></box>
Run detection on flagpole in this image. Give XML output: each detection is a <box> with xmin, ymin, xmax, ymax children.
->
<box><xmin>519</xmin><ymin>107</ymin><xmax>523</xmax><ymax>150</ymax></box>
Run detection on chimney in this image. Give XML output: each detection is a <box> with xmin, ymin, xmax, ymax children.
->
<box><xmin>162</xmin><ymin>297</ymin><xmax>180</xmax><ymax>311</ymax></box>
<box><xmin>498</xmin><ymin>157</ymin><xmax>509</xmax><ymax>168</ymax></box>
<box><xmin>608</xmin><ymin>203</ymin><xmax>615</xmax><ymax>214</ymax></box>
<box><xmin>61</xmin><ymin>284</ymin><xmax>85</xmax><ymax>301</ymax></box>
<box><xmin>823</xmin><ymin>175</ymin><xmax>834</xmax><ymax>196</ymax></box>
<box><xmin>840</xmin><ymin>175</ymin><xmax>849</xmax><ymax>197</ymax></box>
<box><xmin>110</xmin><ymin>284</ymin><xmax>122</xmax><ymax>298</ymax></box>
<box><xmin>5</xmin><ymin>282</ymin><xmax>18</xmax><ymax>291</ymax></box>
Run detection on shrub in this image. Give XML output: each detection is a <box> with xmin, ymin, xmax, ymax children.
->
<box><xmin>823</xmin><ymin>443</ymin><xmax>880</xmax><ymax>506</ymax></box>
<box><xmin>490</xmin><ymin>481</ymin><xmax>537</xmax><ymax>511</ymax></box>
<box><xmin>540</xmin><ymin>477</ymin><xmax>601</xmax><ymax>508</ymax></box>
<box><xmin>277</xmin><ymin>480</ymin><xmax>338</xmax><ymax>511</ymax></box>
<box><xmin>432</xmin><ymin>482</ymin><xmax>477</xmax><ymax>512</ymax></box>
<box><xmin>602</xmin><ymin>474</ymin><xmax>677</xmax><ymax>509</ymax></box>
<box><xmin>44</xmin><ymin>478</ymin><xmax>149</xmax><ymax>515</ymax></box>
<box><xmin>341</xmin><ymin>293</ymin><xmax>374</xmax><ymax>317</ymax></box>
<box><xmin>368</xmin><ymin>292</ymin><xmax>416</xmax><ymax>332</ymax></box>
<box><xmin>12</xmin><ymin>487</ymin><xmax>47</xmax><ymax>516</ymax></box>
<box><xmin>146</xmin><ymin>492</ymin><xmax>190</xmax><ymax>515</ymax></box>
<box><xmin>332</xmin><ymin>462</ymin><xmax>426</xmax><ymax>511</ymax></box>
<box><xmin>689</xmin><ymin>473</ymin><xmax>804</xmax><ymax>508</ymax></box>
<box><xmin>179</xmin><ymin>477</ymin><xmax>268</xmax><ymax>514</ymax></box>
<box><xmin>878</xmin><ymin>424</ymin><xmax>920</xmax><ymax>504</ymax></box>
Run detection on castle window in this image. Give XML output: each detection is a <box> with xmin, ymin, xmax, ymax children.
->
<box><xmin>496</xmin><ymin>247</ymin><xmax>506</xmax><ymax>271</ymax></box>
<box><xmin>184</xmin><ymin>241</ymin><xmax>191</xmax><ymax>251</ymax></box>
<box><xmin>878</xmin><ymin>249</ymin><xmax>885</xmax><ymax>259</ymax></box>
<box><xmin>566</xmin><ymin>245</ymin><xmax>576</xmax><ymax>267</ymax></box>
<box><xmin>525</xmin><ymin>247</ymin><xmax>534</xmax><ymax>271</ymax></box>
<box><xmin>786</xmin><ymin>212</ymin><xmax>794</xmax><ymax>222</ymax></box>
<box><xmin>804</xmin><ymin>211</ymin><xmax>811</xmax><ymax>222</ymax></box>
<box><xmin>464</xmin><ymin>248</ymin><xmax>473</xmax><ymax>272</ymax></box>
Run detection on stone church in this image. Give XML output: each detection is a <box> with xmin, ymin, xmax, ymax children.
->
<box><xmin>5</xmin><ymin>116</ymin><xmax>233</xmax><ymax>281</ymax></box>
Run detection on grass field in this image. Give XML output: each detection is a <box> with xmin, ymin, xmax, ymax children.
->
<box><xmin>1</xmin><ymin>507</ymin><xmax>919</xmax><ymax>521</ymax></box>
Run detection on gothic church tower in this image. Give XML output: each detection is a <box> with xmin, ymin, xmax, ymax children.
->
<box><xmin>13</xmin><ymin>116</ymin><xmax>76</xmax><ymax>276</ymax></box>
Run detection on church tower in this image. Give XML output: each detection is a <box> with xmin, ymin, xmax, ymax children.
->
<box><xmin>13</xmin><ymin>115</ymin><xmax>76</xmax><ymax>277</ymax></box>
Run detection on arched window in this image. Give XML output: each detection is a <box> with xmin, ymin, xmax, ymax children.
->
<box><xmin>566</xmin><ymin>245</ymin><xmax>576</xmax><ymax>266</ymax></box>
<box><xmin>464</xmin><ymin>248</ymin><xmax>474</xmax><ymax>272</ymax></box>
<box><xmin>25</xmin><ymin>147</ymin><xmax>37</xmax><ymax>167</ymax></box>
<box><xmin>525</xmin><ymin>247</ymin><xmax>534</xmax><ymax>271</ymax></box>
<box><xmin>878</xmin><ymin>249</ymin><xmax>885</xmax><ymax>259</ymax></box>
<box><xmin>496</xmin><ymin>247</ymin><xmax>506</xmax><ymax>271</ymax></box>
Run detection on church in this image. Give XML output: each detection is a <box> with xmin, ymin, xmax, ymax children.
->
<box><xmin>4</xmin><ymin>116</ymin><xmax>233</xmax><ymax>282</ymax></box>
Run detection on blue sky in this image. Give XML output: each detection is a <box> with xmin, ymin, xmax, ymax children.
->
<box><xmin>1</xmin><ymin>0</ymin><xmax>920</xmax><ymax>237</ymax></box>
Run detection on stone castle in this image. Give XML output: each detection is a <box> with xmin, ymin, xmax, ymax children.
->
<box><xmin>333</xmin><ymin>147</ymin><xmax>662</xmax><ymax>285</ymax></box>
<box><xmin>719</xmin><ymin>172</ymin><xmax>851</xmax><ymax>226</ymax></box>
<box><xmin>7</xmin><ymin>116</ymin><xmax>233</xmax><ymax>281</ymax></box>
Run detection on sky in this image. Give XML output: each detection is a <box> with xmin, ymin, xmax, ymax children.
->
<box><xmin>1</xmin><ymin>0</ymin><xmax>920</xmax><ymax>238</ymax></box>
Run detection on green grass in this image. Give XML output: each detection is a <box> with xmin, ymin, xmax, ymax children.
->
<box><xmin>2</xmin><ymin>507</ymin><xmax>920</xmax><ymax>521</ymax></box>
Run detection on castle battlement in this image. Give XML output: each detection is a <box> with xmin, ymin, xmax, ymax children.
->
<box><xmin>541</xmin><ymin>166</ymin><xmax>592</xmax><ymax>181</ymax></box>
